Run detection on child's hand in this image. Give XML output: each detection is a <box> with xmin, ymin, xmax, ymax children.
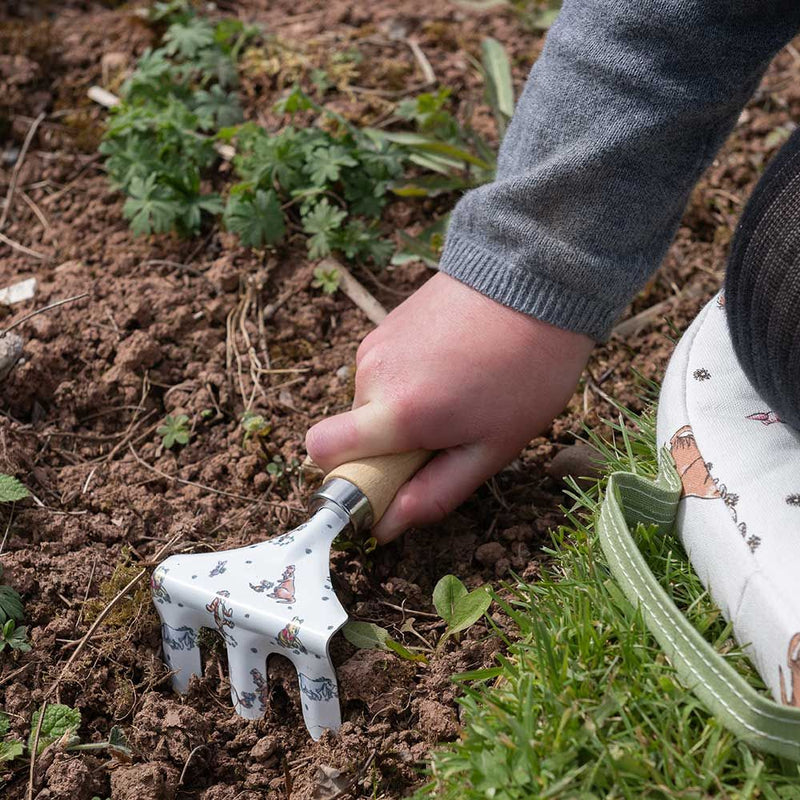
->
<box><xmin>306</xmin><ymin>272</ymin><xmax>594</xmax><ymax>542</ymax></box>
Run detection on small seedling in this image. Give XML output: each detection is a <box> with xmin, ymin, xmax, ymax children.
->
<box><xmin>432</xmin><ymin>574</ymin><xmax>491</xmax><ymax>644</ymax></box>
<box><xmin>342</xmin><ymin>575</ymin><xmax>492</xmax><ymax>663</ymax></box>
<box><xmin>342</xmin><ymin>620</ymin><xmax>428</xmax><ymax>664</ymax></box>
<box><xmin>0</xmin><ymin>620</ymin><xmax>30</xmax><ymax>654</ymax></box>
<box><xmin>0</xmin><ymin>566</ymin><xmax>28</xmax><ymax>654</ymax></box>
<box><xmin>241</xmin><ymin>410</ymin><xmax>271</xmax><ymax>446</ymax></box>
<box><xmin>311</xmin><ymin>266</ymin><xmax>341</xmax><ymax>295</ymax></box>
<box><xmin>158</xmin><ymin>414</ymin><xmax>191</xmax><ymax>449</ymax></box>
<box><xmin>266</xmin><ymin>454</ymin><xmax>300</xmax><ymax>481</ymax></box>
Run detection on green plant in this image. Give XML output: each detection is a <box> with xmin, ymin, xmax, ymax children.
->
<box><xmin>0</xmin><ymin>714</ymin><xmax>23</xmax><ymax>763</ymax></box>
<box><xmin>432</xmin><ymin>574</ymin><xmax>491</xmax><ymax>644</ymax></box>
<box><xmin>0</xmin><ymin>475</ymin><xmax>29</xmax><ymax>503</ymax></box>
<box><xmin>266</xmin><ymin>454</ymin><xmax>300</xmax><ymax>480</ymax></box>
<box><xmin>311</xmin><ymin>265</ymin><xmax>341</xmax><ymax>294</ymax></box>
<box><xmin>0</xmin><ymin>566</ymin><xmax>28</xmax><ymax>654</ymax></box>
<box><xmin>380</xmin><ymin>38</ymin><xmax>515</xmax><ymax>266</ymax></box>
<box><xmin>241</xmin><ymin>410</ymin><xmax>271</xmax><ymax>446</ymax></box>
<box><xmin>343</xmin><ymin>574</ymin><xmax>491</xmax><ymax>665</ymax></box>
<box><xmin>225</xmin><ymin>90</ymin><xmax>402</xmax><ymax>263</ymax></box>
<box><xmin>0</xmin><ymin>704</ymin><xmax>131</xmax><ymax>763</ymax></box>
<box><xmin>418</xmin><ymin>401</ymin><xmax>800</xmax><ymax>798</ymax></box>
<box><xmin>342</xmin><ymin>620</ymin><xmax>428</xmax><ymax>664</ymax></box>
<box><xmin>99</xmin><ymin>6</ymin><xmax>247</xmax><ymax>236</ymax></box>
<box><xmin>29</xmin><ymin>705</ymin><xmax>81</xmax><ymax>754</ymax></box>
<box><xmin>157</xmin><ymin>414</ymin><xmax>191</xmax><ymax>449</ymax></box>
<box><xmin>0</xmin><ymin>620</ymin><xmax>30</xmax><ymax>654</ymax></box>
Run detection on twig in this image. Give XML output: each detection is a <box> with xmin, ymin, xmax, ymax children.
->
<box><xmin>0</xmin><ymin>230</ymin><xmax>48</xmax><ymax>261</ymax></box>
<box><xmin>407</xmin><ymin>39</ymin><xmax>436</xmax><ymax>85</ymax></box>
<box><xmin>178</xmin><ymin>744</ymin><xmax>207</xmax><ymax>786</ymax></box>
<box><xmin>1</xmin><ymin>293</ymin><xmax>89</xmax><ymax>336</ymax></box>
<box><xmin>318</xmin><ymin>258</ymin><xmax>388</xmax><ymax>325</ymax></box>
<box><xmin>378</xmin><ymin>600</ymin><xmax>440</xmax><ymax>619</ymax></box>
<box><xmin>329</xmin><ymin>751</ymin><xmax>378</xmax><ymax>800</ymax></box>
<box><xmin>0</xmin><ymin>502</ymin><xmax>15</xmax><ymax>556</ymax></box>
<box><xmin>0</xmin><ymin>112</ymin><xmax>45</xmax><ymax>231</ymax></box>
<box><xmin>610</xmin><ymin>283</ymin><xmax>704</xmax><ymax>339</ymax></box>
<box><xmin>20</xmin><ymin>191</ymin><xmax>51</xmax><ymax>235</ymax></box>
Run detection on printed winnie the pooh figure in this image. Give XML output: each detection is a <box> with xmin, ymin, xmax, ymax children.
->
<box><xmin>669</xmin><ymin>425</ymin><xmax>721</xmax><ymax>500</ymax></box>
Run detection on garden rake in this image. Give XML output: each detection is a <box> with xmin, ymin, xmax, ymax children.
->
<box><xmin>151</xmin><ymin>451</ymin><xmax>428</xmax><ymax>740</ymax></box>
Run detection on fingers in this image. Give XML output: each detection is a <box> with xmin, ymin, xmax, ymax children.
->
<box><xmin>305</xmin><ymin>401</ymin><xmax>414</xmax><ymax>473</ymax></box>
<box><xmin>372</xmin><ymin>442</ymin><xmax>503</xmax><ymax>544</ymax></box>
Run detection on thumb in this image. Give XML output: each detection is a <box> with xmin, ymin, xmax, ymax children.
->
<box><xmin>305</xmin><ymin>400</ymin><xmax>415</xmax><ymax>473</ymax></box>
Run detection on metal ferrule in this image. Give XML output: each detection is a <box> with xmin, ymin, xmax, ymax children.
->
<box><xmin>310</xmin><ymin>478</ymin><xmax>373</xmax><ymax>534</ymax></box>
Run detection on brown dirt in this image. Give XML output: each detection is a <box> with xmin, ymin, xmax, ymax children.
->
<box><xmin>1</xmin><ymin>1</ymin><xmax>799</xmax><ymax>798</ymax></box>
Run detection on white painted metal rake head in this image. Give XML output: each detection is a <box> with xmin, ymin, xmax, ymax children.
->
<box><xmin>151</xmin><ymin>452</ymin><xmax>428</xmax><ymax>740</ymax></box>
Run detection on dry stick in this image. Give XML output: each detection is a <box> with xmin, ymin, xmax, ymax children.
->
<box><xmin>178</xmin><ymin>744</ymin><xmax>207</xmax><ymax>787</ymax></box>
<box><xmin>318</xmin><ymin>258</ymin><xmax>388</xmax><ymax>325</ymax></box>
<box><xmin>1</xmin><ymin>292</ymin><xmax>89</xmax><ymax>336</ymax></box>
<box><xmin>0</xmin><ymin>230</ymin><xmax>47</xmax><ymax>261</ymax></box>
<box><xmin>0</xmin><ymin>112</ymin><xmax>45</xmax><ymax>231</ymax></box>
<box><xmin>407</xmin><ymin>38</ymin><xmax>436</xmax><ymax>85</ymax></box>
<box><xmin>610</xmin><ymin>283</ymin><xmax>703</xmax><ymax>339</ymax></box>
<box><xmin>27</xmin><ymin>533</ymin><xmax>183</xmax><ymax>800</ymax></box>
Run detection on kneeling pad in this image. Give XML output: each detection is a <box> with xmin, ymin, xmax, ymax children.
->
<box><xmin>656</xmin><ymin>292</ymin><xmax>800</xmax><ymax>710</ymax></box>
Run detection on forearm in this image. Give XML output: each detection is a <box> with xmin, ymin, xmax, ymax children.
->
<box><xmin>440</xmin><ymin>0</ymin><xmax>800</xmax><ymax>341</ymax></box>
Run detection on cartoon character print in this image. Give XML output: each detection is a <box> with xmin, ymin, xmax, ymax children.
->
<box><xmin>716</xmin><ymin>293</ymin><xmax>726</xmax><ymax>309</ymax></box>
<box><xmin>209</xmin><ymin>560</ymin><xmax>227</xmax><ymax>577</ymax></box>
<box><xmin>161</xmin><ymin>622</ymin><xmax>197</xmax><ymax>651</ymax></box>
<box><xmin>298</xmin><ymin>673</ymin><xmax>338</xmax><ymax>702</ymax></box>
<box><xmin>232</xmin><ymin>667</ymin><xmax>269</xmax><ymax>713</ymax></box>
<box><xmin>250</xmin><ymin>667</ymin><xmax>269</xmax><ymax>712</ymax></box>
<box><xmin>669</xmin><ymin>425</ymin><xmax>720</xmax><ymax>500</ymax></box>
<box><xmin>747</xmin><ymin>410</ymin><xmax>783</xmax><ymax>426</ymax></box>
<box><xmin>151</xmin><ymin>565</ymin><xmax>171</xmax><ymax>605</ymax></box>
<box><xmin>270</xmin><ymin>531</ymin><xmax>295</xmax><ymax>547</ymax></box>
<box><xmin>234</xmin><ymin>689</ymin><xmax>257</xmax><ymax>712</ymax></box>
<box><xmin>205</xmin><ymin>593</ymin><xmax>237</xmax><ymax>647</ymax></box>
<box><xmin>267</xmin><ymin>565</ymin><xmax>296</xmax><ymax>604</ymax></box>
<box><xmin>249</xmin><ymin>579</ymin><xmax>274</xmax><ymax>594</ymax></box>
<box><xmin>276</xmin><ymin>616</ymin><xmax>307</xmax><ymax>654</ymax></box>
<box><xmin>779</xmin><ymin>633</ymin><xmax>800</xmax><ymax>708</ymax></box>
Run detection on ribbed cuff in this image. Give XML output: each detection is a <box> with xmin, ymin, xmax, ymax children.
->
<box><xmin>438</xmin><ymin>237</ymin><xmax>621</xmax><ymax>342</ymax></box>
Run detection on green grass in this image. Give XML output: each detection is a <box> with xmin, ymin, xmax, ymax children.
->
<box><xmin>421</xmin><ymin>404</ymin><xmax>800</xmax><ymax>799</ymax></box>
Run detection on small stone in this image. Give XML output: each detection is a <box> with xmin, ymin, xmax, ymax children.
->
<box><xmin>0</xmin><ymin>332</ymin><xmax>23</xmax><ymax>380</ymax></box>
<box><xmin>336</xmin><ymin>365</ymin><xmax>353</xmax><ymax>383</ymax></box>
<box><xmin>547</xmin><ymin>443</ymin><xmax>605</xmax><ymax>487</ymax></box>
<box><xmin>475</xmin><ymin>541</ymin><xmax>506</xmax><ymax>567</ymax></box>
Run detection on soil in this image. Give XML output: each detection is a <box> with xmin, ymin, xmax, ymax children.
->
<box><xmin>1</xmin><ymin>2</ymin><xmax>799</xmax><ymax>798</ymax></box>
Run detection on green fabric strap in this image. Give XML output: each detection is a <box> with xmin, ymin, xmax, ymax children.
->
<box><xmin>597</xmin><ymin>456</ymin><xmax>800</xmax><ymax>761</ymax></box>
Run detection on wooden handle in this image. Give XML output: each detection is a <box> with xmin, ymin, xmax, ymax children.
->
<box><xmin>325</xmin><ymin>450</ymin><xmax>431</xmax><ymax>526</ymax></box>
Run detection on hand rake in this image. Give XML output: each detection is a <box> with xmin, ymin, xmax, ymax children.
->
<box><xmin>151</xmin><ymin>451</ymin><xmax>428</xmax><ymax>740</ymax></box>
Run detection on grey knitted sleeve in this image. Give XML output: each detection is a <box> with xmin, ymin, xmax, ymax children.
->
<box><xmin>438</xmin><ymin>0</ymin><xmax>800</xmax><ymax>341</ymax></box>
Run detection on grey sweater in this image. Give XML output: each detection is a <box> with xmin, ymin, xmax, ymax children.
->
<box><xmin>439</xmin><ymin>0</ymin><xmax>800</xmax><ymax>341</ymax></box>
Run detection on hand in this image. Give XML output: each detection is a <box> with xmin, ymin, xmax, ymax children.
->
<box><xmin>305</xmin><ymin>272</ymin><xmax>594</xmax><ymax>542</ymax></box>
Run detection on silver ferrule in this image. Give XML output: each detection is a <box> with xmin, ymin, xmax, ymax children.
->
<box><xmin>310</xmin><ymin>478</ymin><xmax>373</xmax><ymax>534</ymax></box>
